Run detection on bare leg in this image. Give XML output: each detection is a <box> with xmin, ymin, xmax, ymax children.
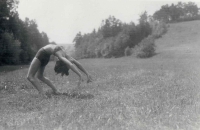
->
<box><xmin>27</xmin><ymin>58</ymin><xmax>45</xmax><ymax>95</ymax></box>
<box><xmin>36</xmin><ymin>66</ymin><xmax>60</xmax><ymax>94</ymax></box>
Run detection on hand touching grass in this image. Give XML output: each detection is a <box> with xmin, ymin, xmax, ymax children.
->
<box><xmin>87</xmin><ymin>74</ymin><xmax>93</xmax><ymax>83</ymax></box>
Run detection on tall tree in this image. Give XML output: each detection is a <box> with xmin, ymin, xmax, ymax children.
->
<box><xmin>153</xmin><ymin>2</ymin><xmax>200</xmax><ymax>22</ymax></box>
<box><xmin>73</xmin><ymin>32</ymin><xmax>82</xmax><ymax>48</ymax></box>
<box><xmin>101</xmin><ymin>16</ymin><xmax>122</xmax><ymax>38</ymax></box>
<box><xmin>0</xmin><ymin>0</ymin><xmax>50</xmax><ymax>65</ymax></box>
<box><xmin>184</xmin><ymin>2</ymin><xmax>199</xmax><ymax>17</ymax></box>
<box><xmin>153</xmin><ymin>5</ymin><xmax>171</xmax><ymax>22</ymax></box>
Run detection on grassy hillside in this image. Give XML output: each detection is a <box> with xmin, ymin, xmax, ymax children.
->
<box><xmin>156</xmin><ymin>20</ymin><xmax>200</xmax><ymax>56</ymax></box>
<box><xmin>1</xmin><ymin>21</ymin><xmax>200</xmax><ymax>130</ymax></box>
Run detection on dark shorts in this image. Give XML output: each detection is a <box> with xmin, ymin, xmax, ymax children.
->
<box><xmin>35</xmin><ymin>48</ymin><xmax>51</xmax><ymax>66</ymax></box>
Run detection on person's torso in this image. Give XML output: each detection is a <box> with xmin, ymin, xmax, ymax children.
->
<box><xmin>42</xmin><ymin>45</ymin><xmax>66</xmax><ymax>57</ymax></box>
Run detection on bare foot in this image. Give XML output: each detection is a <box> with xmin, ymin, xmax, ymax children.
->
<box><xmin>52</xmin><ymin>91</ymin><xmax>62</xmax><ymax>95</ymax></box>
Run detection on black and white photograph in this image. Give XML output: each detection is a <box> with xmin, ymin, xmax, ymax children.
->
<box><xmin>1</xmin><ymin>0</ymin><xmax>200</xmax><ymax>129</ymax></box>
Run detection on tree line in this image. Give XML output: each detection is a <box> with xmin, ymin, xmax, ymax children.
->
<box><xmin>73</xmin><ymin>2</ymin><xmax>200</xmax><ymax>59</ymax></box>
<box><xmin>154</xmin><ymin>2</ymin><xmax>200</xmax><ymax>23</ymax></box>
<box><xmin>0</xmin><ymin>0</ymin><xmax>51</xmax><ymax>65</ymax></box>
<box><xmin>0</xmin><ymin>1</ymin><xmax>199</xmax><ymax>65</ymax></box>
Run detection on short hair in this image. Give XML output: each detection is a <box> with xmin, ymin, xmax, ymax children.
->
<box><xmin>54</xmin><ymin>60</ymin><xmax>69</xmax><ymax>76</ymax></box>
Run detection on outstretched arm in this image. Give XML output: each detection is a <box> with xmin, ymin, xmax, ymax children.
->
<box><xmin>72</xmin><ymin>59</ymin><xmax>88</xmax><ymax>75</ymax></box>
<box><xmin>69</xmin><ymin>57</ymin><xmax>93</xmax><ymax>83</ymax></box>
<box><xmin>60</xmin><ymin>57</ymin><xmax>82</xmax><ymax>77</ymax></box>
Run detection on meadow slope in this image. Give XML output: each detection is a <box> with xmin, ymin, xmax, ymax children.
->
<box><xmin>1</xmin><ymin>20</ymin><xmax>200</xmax><ymax>130</ymax></box>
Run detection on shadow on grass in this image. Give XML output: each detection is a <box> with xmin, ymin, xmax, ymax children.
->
<box><xmin>62</xmin><ymin>92</ymin><xmax>94</xmax><ymax>99</ymax></box>
<box><xmin>47</xmin><ymin>91</ymin><xmax>94</xmax><ymax>100</ymax></box>
<box><xmin>136</xmin><ymin>52</ymin><xmax>159</xmax><ymax>58</ymax></box>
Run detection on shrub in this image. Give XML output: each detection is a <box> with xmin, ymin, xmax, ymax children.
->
<box><xmin>151</xmin><ymin>21</ymin><xmax>168</xmax><ymax>38</ymax></box>
<box><xmin>133</xmin><ymin>35</ymin><xmax>156</xmax><ymax>58</ymax></box>
<box><xmin>124</xmin><ymin>46</ymin><xmax>133</xmax><ymax>56</ymax></box>
<box><xmin>95</xmin><ymin>48</ymin><xmax>102</xmax><ymax>58</ymax></box>
<box><xmin>100</xmin><ymin>37</ymin><xmax>115</xmax><ymax>58</ymax></box>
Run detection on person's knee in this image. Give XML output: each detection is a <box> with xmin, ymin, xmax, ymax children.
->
<box><xmin>37</xmin><ymin>75</ymin><xmax>45</xmax><ymax>81</ymax></box>
<box><xmin>27</xmin><ymin>75</ymin><xmax>34</xmax><ymax>82</ymax></box>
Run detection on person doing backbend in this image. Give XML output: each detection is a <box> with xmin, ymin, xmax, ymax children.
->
<box><xmin>27</xmin><ymin>44</ymin><xmax>92</xmax><ymax>97</ymax></box>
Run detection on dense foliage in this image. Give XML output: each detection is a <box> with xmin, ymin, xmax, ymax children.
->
<box><xmin>73</xmin><ymin>2</ymin><xmax>200</xmax><ymax>59</ymax></box>
<box><xmin>153</xmin><ymin>2</ymin><xmax>200</xmax><ymax>22</ymax></box>
<box><xmin>74</xmin><ymin>13</ymin><xmax>152</xmax><ymax>59</ymax></box>
<box><xmin>0</xmin><ymin>0</ymin><xmax>50</xmax><ymax>65</ymax></box>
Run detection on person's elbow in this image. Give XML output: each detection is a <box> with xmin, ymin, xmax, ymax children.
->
<box><xmin>69</xmin><ymin>58</ymin><xmax>76</xmax><ymax>64</ymax></box>
<box><xmin>68</xmin><ymin>62</ymin><xmax>74</xmax><ymax>68</ymax></box>
<box><xmin>59</xmin><ymin>57</ymin><xmax>73</xmax><ymax>67</ymax></box>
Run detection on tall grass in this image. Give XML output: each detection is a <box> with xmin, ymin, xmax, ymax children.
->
<box><xmin>0</xmin><ymin>54</ymin><xmax>200</xmax><ymax>130</ymax></box>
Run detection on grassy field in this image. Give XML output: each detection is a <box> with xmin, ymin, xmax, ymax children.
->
<box><xmin>1</xmin><ymin>20</ymin><xmax>200</xmax><ymax>130</ymax></box>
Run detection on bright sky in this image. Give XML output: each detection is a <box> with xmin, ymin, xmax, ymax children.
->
<box><xmin>17</xmin><ymin>0</ymin><xmax>200</xmax><ymax>44</ymax></box>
